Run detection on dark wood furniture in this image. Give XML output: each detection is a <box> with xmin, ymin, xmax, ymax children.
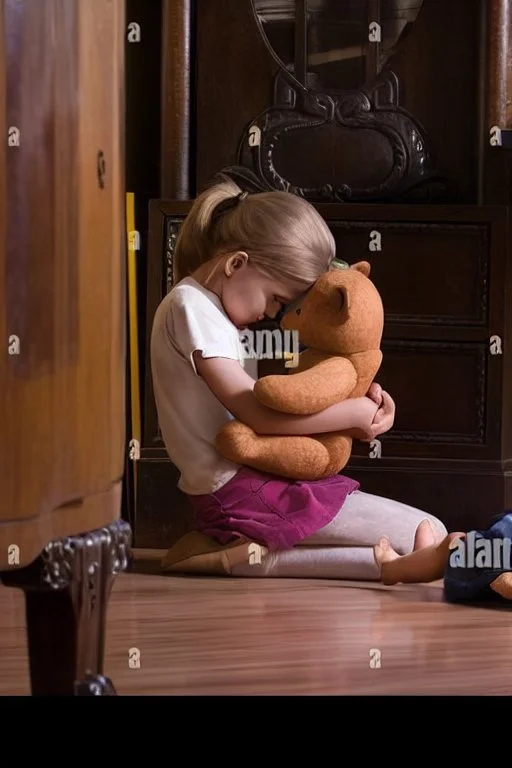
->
<box><xmin>137</xmin><ymin>199</ymin><xmax>511</xmax><ymax>544</ymax></box>
<box><xmin>132</xmin><ymin>0</ymin><xmax>512</xmax><ymax>547</ymax></box>
<box><xmin>0</xmin><ymin>0</ymin><xmax>130</xmax><ymax>695</ymax></box>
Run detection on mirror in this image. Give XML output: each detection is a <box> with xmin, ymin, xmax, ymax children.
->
<box><xmin>252</xmin><ymin>0</ymin><xmax>424</xmax><ymax>91</ymax></box>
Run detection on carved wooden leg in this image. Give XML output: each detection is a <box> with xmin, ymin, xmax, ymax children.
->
<box><xmin>1</xmin><ymin>519</ymin><xmax>131</xmax><ymax>696</ymax></box>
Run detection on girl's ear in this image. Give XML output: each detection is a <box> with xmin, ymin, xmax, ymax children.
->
<box><xmin>235</xmin><ymin>250</ymin><xmax>249</xmax><ymax>265</ymax></box>
<box><xmin>225</xmin><ymin>251</ymin><xmax>249</xmax><ymax>275</ymax></box>
<box><xmin>350</xmin><ymin>261</ymin><xmax>371</xmax><ymax>277</ymax></box>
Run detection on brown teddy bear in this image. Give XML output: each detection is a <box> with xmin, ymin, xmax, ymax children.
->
<box><xmin>215</xmin><ymin>261</ymin><xmax>384</xmax><ymax>480</ymax></box>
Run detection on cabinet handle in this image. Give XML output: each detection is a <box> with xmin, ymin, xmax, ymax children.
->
<box><xmin>97</xmin><ymin>150</ymin><xmax>106</xmax><ymax>189</ymax></box>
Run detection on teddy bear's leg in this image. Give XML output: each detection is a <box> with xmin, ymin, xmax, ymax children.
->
<box><xmin>314</xmin><ymin>434</ymin><xmax>353</xmax><ymax>476</ymax></box>
<box><xmin>216</xmin><ymin>422</ymin><xmax>332</xmax><ymax>479</ymax></box>
<box><xmin>489</xmin><ymin>572</ymin><xmax>512</xmax><ymax>599</ymax></box>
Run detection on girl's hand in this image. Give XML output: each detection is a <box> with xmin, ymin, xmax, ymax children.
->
<box><xmin>347</xmin><ymin>390</ymin><xmax>395</xmax><ymax>442</ymax></box>
<box><xmin>366</xmin><ymin>390</ymin><xmax>395</xmax><ymax>441</ymax></box>
<box><xmin>366</xmin><ymin>382</ymin><xmax>383</xmax><ymax>407</ymax></box>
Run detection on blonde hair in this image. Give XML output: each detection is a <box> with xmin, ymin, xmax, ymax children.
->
<box><xmin>173</xmin><ymin>177</ymin><xmax>335</xmax><ymax>288</ymax></box>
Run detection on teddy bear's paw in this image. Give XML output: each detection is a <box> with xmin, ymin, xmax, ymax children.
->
<box><xmin>239</xmin><ymin>436</ymin><xmax>333</xmax><ymax>480</ymax></box>
<box><xmin>215</xmin><ymin>421</ymin><xmax>259</xmax><ymax>463</ymax></box>
<box><xmin>490</xmin><ymin>572</ymin><xmax>512</xmax><ymax>600</ymax></box>
<box><xmin>254</xmin><ymin>376</ymin><xmax>289</xmax><ymax>410</ymax></box>
<box><xmin>315</xmin><ymin>434</ymin><xmax>353</xmax><ymax>475</ymax></box>
<box><xmin>216</xmin><ymin>425</ymin><xmax>333</xmax><ymax>479</ymax></box>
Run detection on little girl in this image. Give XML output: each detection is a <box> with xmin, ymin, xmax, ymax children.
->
<box><xmin>151</xmin><ymin>177</ymin><xmax>448</xmax><ymax>581</ymax></box>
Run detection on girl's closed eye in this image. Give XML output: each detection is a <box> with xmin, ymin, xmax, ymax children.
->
<box><xmin>265</xmin><ymin>296</ymin><xmax>284</xmax><ymax>319</ymax></box>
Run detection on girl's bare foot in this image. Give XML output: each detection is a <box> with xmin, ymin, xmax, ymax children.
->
<box><xmin>374</xmin><ymin>537</ymin><xmax>401</xmax><ymax>585</ymax></box>
<box><xmin>374</xmin><ymin>531</ymin><xmax>465</xmax><ymax>586</ymax></box>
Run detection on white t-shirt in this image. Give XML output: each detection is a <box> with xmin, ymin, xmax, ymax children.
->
<box><xmin>150</xmin><ymin>276</ymin><xmax>257</xmax><ymax>495</ymax></box>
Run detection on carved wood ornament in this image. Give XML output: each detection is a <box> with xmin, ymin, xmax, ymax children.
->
<box><xmin>221</xmin><ymin>0</ymin><xmax>452</xmax><ymax>202</ymax></box>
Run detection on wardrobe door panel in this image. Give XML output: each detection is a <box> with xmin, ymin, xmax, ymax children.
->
<box><xmin>351</xmin><ymin>340</ymin><xmax>497</xmax><ymax>460</ymax></box>
<box><xmin>0</xmin><ymin>0</ymin><xmax>125</xmax><ymax>567</ymax></box>
<box><xmin>333</xmin><ymin>222</ymin><xmax>489</xmax><ymax>330</ymax></box>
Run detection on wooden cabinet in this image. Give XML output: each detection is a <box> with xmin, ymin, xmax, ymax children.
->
<box><xmin>138</xmin><ymin>200</ymin><xmax>511</xmax><ymax>542</ymax></box>
<box><xmin>133</xmin><ymin>0</ymin><xmax>512</xmax><ymax>547</ymax></box>
<box><xmin>193</xmin><ymin>0</ymin><xmax>482</xmax><ymax>205</ymax></box>
<box><xmin>316</xmin><ymin>204</ymin><xmax>511</xmax><ymax>531</ymax></box>
<box><xmin>0</xmin><ymin>0</ymin><xmax>129</xmax><ymax>696</ymax></box>
<box><xmin>1</xmin><ymin>0</ymin><xmax>126</xmax><ymax>566</ymax></box>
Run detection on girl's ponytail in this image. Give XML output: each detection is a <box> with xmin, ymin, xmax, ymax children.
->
<box><xmin>173</xmin><ymin>178</ymin><xmax>242</xmax><ymax>284</ymax></box>
<box><xmin>173</xmin><ymin>175</ymin><xmax>335</xmax><ymax>289</ymax></box>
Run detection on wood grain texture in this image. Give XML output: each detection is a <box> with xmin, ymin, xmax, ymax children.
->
<box><xmin>161</xmin><ymin>0</ymin><xmax>191</xmax><ymax>198</ymax></box>
<box><xmin>194</xmin><ymin>0</ymin><xmax>481</xmax><ymax>202</ymax></box>
<box><xmin>487</xmin><ymin>0</ymin><xmax>510</xmax><ymax>128</ymax></box>
<box><xmin>2</xmin><ymin>572</ymin><xmax>512</xmax><ymax>695</ymax></box>
<box><xmin>0</xmin><ymin>0</ymin><xmax>126</xmax><ymax>568</ymax></box>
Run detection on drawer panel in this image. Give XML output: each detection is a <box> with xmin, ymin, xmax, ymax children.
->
<box><xmin>330</xmin><ymin>221</ymin><xmax>489</xmax><ymax>328</ymax></box>
<box><xmin>351</xmin><ymin>338</ymin><xmax>501</xmax><ymax>461</ymax></box>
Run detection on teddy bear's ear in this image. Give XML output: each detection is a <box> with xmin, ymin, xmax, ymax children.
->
<box><xmin>350</xmin><ymin>261</ymin><xmax>371</xmax><ymax>277</ymax></box>
<box><xmin>337</xmin><ymin>286</ymin><xmax>348</xmax><ymax>312</ymax></box>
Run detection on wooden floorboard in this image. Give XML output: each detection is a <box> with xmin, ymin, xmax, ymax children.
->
<box><xmin>1</xmin><ymin>572</ymin><xmax>511</xmax><ymax>695</ymax></box>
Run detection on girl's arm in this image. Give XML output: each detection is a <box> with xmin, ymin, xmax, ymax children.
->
<box><xmin>193</xmin><ymin>354</ymin><xmax>394</xmax><ymax>440</ymax></box>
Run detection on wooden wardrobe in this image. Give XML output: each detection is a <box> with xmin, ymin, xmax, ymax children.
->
<box><xmin>134</xmin><ymin>0</ymin><xmax>512</xmax><ymax>547</ymax></box>
<box><xmin>0</xmin><ymin>0</ymin><xmax>129</xmax><ymax>695</ymax></box>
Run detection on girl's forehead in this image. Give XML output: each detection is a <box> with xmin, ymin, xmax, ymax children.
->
<box><xmin>277</xmin><ymin>275</ymin><xmax>313</xmax><ymax>300</ymax></box>
<box><xmin>283</xmin><ymin>283</ymin><xmax>314</xmax><ymax>311</ymax></box>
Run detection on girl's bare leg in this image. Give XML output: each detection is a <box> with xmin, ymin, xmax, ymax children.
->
<box><xmin>374</xmin><ymin>522</ymin><xmax>465</xmax><ymax>585</ymax></box>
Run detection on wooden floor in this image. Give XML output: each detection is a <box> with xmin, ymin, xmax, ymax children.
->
<box><xmin>1</xmin><ymin>563</ymin><xmax>511</xmax><ymax>695</ymax></box>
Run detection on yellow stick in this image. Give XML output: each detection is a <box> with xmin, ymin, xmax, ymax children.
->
<box><xmin>126</xmin><ymin>192</ymin><xmax>141</xmax><ymax>500</ymax></box>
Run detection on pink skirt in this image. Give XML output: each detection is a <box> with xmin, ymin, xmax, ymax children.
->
<box><xmin>186</xmin><ymin>466</ymin><xmax>360</xmax><ymax>551</ymax></box>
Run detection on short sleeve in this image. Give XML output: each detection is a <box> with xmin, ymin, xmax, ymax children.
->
<box><xmin>166</xmin><ymin>293</ymin><xmax>242</xmax><ymax>376</ymax></box>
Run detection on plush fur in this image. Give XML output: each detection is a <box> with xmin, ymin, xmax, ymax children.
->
<box><xmin>215</xmin><ymin>261</ymin><xmax>384</xmax><ymax>480</ymax></box>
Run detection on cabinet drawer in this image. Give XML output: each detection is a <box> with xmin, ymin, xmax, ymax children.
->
<box><xmin>351</xmin><ymin>338</ymin><xmax>502</xmax><ymax>461</ymax></box>
<box><xmin>330</xmin><ymin>221</ymin><xmax>489</xmax><ymax>328</ymax></box>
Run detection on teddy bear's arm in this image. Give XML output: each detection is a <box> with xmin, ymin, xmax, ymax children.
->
<box><xmin>254</xmin><ymin>357</ymin><xmax>358</xmax><ymax>415</ymax></box>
